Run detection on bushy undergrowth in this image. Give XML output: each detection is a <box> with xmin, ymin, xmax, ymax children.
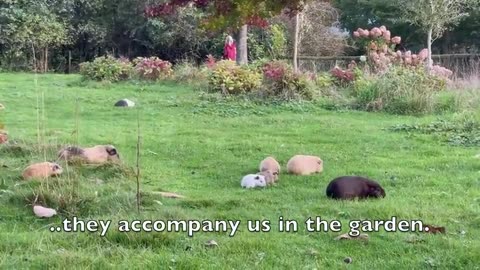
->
<box><xmin>206</xmin><ymin>58</ymin><xmax>316</xmax><ymax>100</ymax></box>
<box><xmin>79</xmin><ymin>56</ymin><xmax>133</xmax><ymax>82</ymax></box>
<box><xmin>80</xmin><ymin>55</ymin><xmax>173</xmax><ymax>82</ymax></box>
<box><xmin>352</xmin><ymin>66</ymin><xmax>447</xmax><ymax>114</ymax></box>
<box><xmin>133</xmin><ymin>57</ymin><xmax>173</xmax><ymax>80</ymax></box>
<box><xmin>208</xmin><ymin>60</ymin><xmax>262</xmax><ymax>94</ymax></box>
<box><xmin>388</xmin><ymin>112</ymin><xmax>480</xmax><ymax>147</ymax></box>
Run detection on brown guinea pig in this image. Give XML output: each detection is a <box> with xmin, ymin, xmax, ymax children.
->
<box><xmin>326</xmin><ymin>176</ymin><xmax>386</xmax><ymax>200</ymax></box>
<box><xmin>259</xmin><ymin>156</ymin><xmax>280</xmax><ymax>176</ymax></box>
<box><xmin>286</xmin><ymin>155</ymin><xmax>323</xmax><ymax>176</ymax></box>
<box><xmin>22</xmin><ymin>162</ymin><xmax>63</xmax><ymax>180</ymax></box>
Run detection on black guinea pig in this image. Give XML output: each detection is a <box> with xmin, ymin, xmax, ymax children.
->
<box><xmin>326</xmin><ymin>176</ymin><xmax>386</xmax><ymax>200</ymax></box>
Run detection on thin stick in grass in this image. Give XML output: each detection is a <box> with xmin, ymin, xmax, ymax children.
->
<box><xmin>136</xmin><ymin>106</ymin><xmax>141</xmax><ymax>213</ymax></box>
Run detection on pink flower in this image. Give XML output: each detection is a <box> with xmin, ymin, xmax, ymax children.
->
<box><xmin>404</xmin><ymin>50</ymin><xmax>412</xmax><ymax>57</ymax></box>
<box><xmin>370</xmin><ymin>27</ymin><xmax>382</xmax><ymax>37</ymax></box>
<box><xmin>391</xmin><ymin>36</ymin><xmax>401</xmax><ymax>44</ymax></box>
<box><xmin>353</xmin><ymin>31</ymin><xmax>360</xmax><ymax>38</ymax></box>
<box><xmin>418</xmin><ymin>48</ymin><xmax>429</xmax><ymax>61</ymax></box>
<box><xmin>383</xmin><ymin>30</ymin><xmax>391</xmax><ymax>42</ymax></box>
<box><xmin>361</xmin><ymin>29</ymin><xmax>370</xmax><ymax>37</ymax></box>
<box><xmin>379</xmin><ymin>25</ymin><xmax>387</xmax><ymax>33</ymax></box>
<box><xmin>396</xmin><ymin>50</ymin><xmax>402</xmax><ymax>58</ymax></box>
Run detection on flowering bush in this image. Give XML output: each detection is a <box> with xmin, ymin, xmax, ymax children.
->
<box><xmin>133</xmin><ymin>57</ymin><xmax>173</xmax><ymax>80</ymax></box>
<box><xmin>261</xmin><ymin>60</ymin><xmax>316</xmax><ymax>100</ymax></box>
<box><xmin>330</xmin><ymin>61</ymin><xmax>357</xmax><ymax>86</ymax></box>
<box><xmin>208</xmin><ymin>60</ymin><xmax>262</xmax><ymax>94</ymax></box>
<box><xmin>205</xmin><ymin>54</ymin><xmax>217</xmax><ymax>69</ymax></box>
<box><xmin>79</xmin><ymin>55</ymin><xmax>133</xmax><ymax>82</ymax></box>
<box><xmin>352</xmin><ymin>26</ymin><xmax>453</xmax><ymax>80</ymax></box>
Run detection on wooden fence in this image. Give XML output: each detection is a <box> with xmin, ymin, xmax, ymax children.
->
<box><xmin>295</xmin><ymin>54</ymin><xmax>480</xmax><ymax>78</ymax></box>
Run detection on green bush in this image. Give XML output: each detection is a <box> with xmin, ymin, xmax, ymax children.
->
<box><xmin>352</xmin><ymin>66</ymin><xmax>447</xmax><ymax>115</ymax></box>
<box><xmin>79</xmin><ymin>55</ymin><xmax>133</xmax><ymax>82</ymax></box>
<box><xmin>208</xmin><ymin>60</ymin><xmax>262</xmax><ymax>94</ymax></box>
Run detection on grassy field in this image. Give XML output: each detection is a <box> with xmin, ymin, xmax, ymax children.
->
<box><xmin>0</xmin><ymin>73</ymin><xmax>479</xmax><ymax>269</ymax></box>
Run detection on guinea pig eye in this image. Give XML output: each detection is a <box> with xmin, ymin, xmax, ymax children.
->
<box><xmin>107</xmin><ymin>148</ymin><xmax>117</xmax><ymax>156</ymax></box>
<box><xmin>254</xmin><ymin>176</ymin><xmax>260</xmax><ymax>180</ymax></box>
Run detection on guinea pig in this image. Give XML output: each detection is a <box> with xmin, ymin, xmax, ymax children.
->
<box><xmin>58</xmin><ymin>146</ymin><xmax>85</xmax><ymax>161</ymax></box>
<box><xmin>259</xmin><ymin>156</ymin><xmax>280</xmax><ymax>176</ymax></box>
<box><xmin>258</xmin><ymin>170</ymin><xmax>276</xmax><ymax>185</ymax></box>
<box><xmin>58</xmin><ymin>145</ymin><xmax>120</xmax><ymax>164</ymax></box>
<box><xmin>22</xmin><ymin>162</ymin><xmax>63</xmax><ymax>180</ymax></box>
<box><xmin>241</xmin><ymin>174</ymin><xmax>267</xmax><ymax>189</ymax></box>
<box><xmin>326</xmin><ymin>176</ymin><xmax>386</xmax><ymax>200</ymax></box>
<box><xmin>0</xmin><ymin>132</ymin><xmax>7</xmax><ymax>144</ymax></box>
<box><xmin>286</xmin><ymin>155</ymin><xmax>323</xmax><ymax>176</ymax></box>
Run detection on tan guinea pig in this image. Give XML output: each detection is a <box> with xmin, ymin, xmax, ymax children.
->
<box><xmin>0</xmin><ymin>132</ymin><xmax>7</xmax><ymax>144</ymax></box>
<box><xmin>82</xmin><ymin>145</ymin><xmax>120</xmax><ymax>164</ymax></box>
<box><xmin>259</xmin><ymin>157</ymin><xmax>280</xmax><ymax>175</ymax></box>
<box><xmin>286</xmin><ymin>155</ymin><xmax>323</xmax><ymax>176</ymax></box>
<box><xmin>258</xmin><ymin>170</ymin><xmax>277</xmax><ymax>185</ymax></box>
<box><xmin>22</xmin><ymin>162</ymin><xmax>63</xmax><ymax>180</ymax></box>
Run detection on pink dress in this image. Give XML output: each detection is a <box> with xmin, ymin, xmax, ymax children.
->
<box><xmin>223</xmin><ymin>42</ymin><xmax>237</xmax><ymax>61</ymax></box>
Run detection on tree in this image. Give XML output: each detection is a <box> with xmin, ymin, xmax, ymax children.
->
<box><xmin>400</xmin><ymin>0</ymin><xmax>479</xmax><ymax>70</ymax></box>
<box><xmin>145</xmin><ymin>0</ymin><xmax>310</xmax><ymax>65</ymax></box>
<box><xmin>0</xmin><ymin>0</ymin><xmax>70</xmax><ymax>72</ymax></box>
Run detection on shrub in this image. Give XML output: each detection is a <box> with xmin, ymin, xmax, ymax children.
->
<box><xmin>79</xmin><ymin>55</ymin><xmax>133</xmax><ymax>82</ymax></box>
<box><xmin>208</xmin><ymin>60</ymin><xmax>262</xmax><ymax>94</ymax></box>
<box><xmin>173</xmin><ymin>61</ymin><xmax>208</xmax><ymax>82</ymax></box>
<box><xmin>261</xmin><ymin>60</ymin><xmax>316</xmax><ymax>100</ymax></box>
<box><xmin>352</xmin><ymin>65</ymin><xmax>447</xmax><ymax>114</ymax></box>
<box><xmin>352</xmin><ymin>25</ymin><xmax>453</xmax><ymax>80</ymax></box>
<box><xmin>133</xmin><ymin>57</ymin><xmax>173</xmax><ymax>80</ymax></box>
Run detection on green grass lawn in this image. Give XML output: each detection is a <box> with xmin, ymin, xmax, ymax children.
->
<box><xmin>0</xmin><ymin>73</ymin><xmax>479</xmax><ymax>269</ymax></box>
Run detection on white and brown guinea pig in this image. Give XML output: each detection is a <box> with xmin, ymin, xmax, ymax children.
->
<box><xmin>286</xmin><ymin>155</ymin><xmax>323</xmax><ymax>176</ymax></box>
<box><xmin>259</xmin><ymin>156</ymin><xmax>280</xmax><ymax>181</ymax></box>
<box><xmin>58</xmin><ymin>145</ymin><xmax>120</xmax><ymax>164</ymax></box>
<box><xmin>22</xmin><ymin>162</ymin><xmax>63</xmax><ymax>180</ymax></box>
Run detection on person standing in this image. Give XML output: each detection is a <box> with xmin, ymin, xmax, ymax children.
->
<box><xmin>223</xmin><ymin>35</ymin><xmax>237</xmax><ymax>61</ymax></box>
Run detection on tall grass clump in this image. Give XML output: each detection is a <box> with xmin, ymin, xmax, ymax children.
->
<box><xmin>352</xmin><ymin>65</ymin><xmax>447</xmax><ymax>114</ymax></box>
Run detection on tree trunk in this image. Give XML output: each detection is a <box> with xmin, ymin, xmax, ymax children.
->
<box><xmin>236</xmin><ymin>25</ymin><xmax>248</xmax><ymax>65</ymax></box>
<box><xmin>293</xmin><ymin>13</ymin><xmax>300</xmax><ymax>72</ymax></box>
<box><xmin>427</xmin><ymin>27</ymin><xmax>433</xmax><ymax>72</ymax></box>
<box><xmin>44</xmin><ymin>47</ymin><xmax>48</xmax><ymax>73</ymax></box>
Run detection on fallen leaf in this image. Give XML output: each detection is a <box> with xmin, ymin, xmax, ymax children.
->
<box><xmin>405</xmin><ymin>235</ymin><xmax>425</xmax><ymax>244</ymax></box>
<box><xmin>152</xmin><ymin>192</ymin><xmax>185</xmax><ymax>199</ymax></box>
<box><xmin>335</xmin><ymin>233</ymin><xmax>369</xmax><ymax>241</ymax></box>
<box><xmin>306</xmin><ymin>248</ymin><xmax>319</xmax><ymax>257</ymax></box>
<box><xmin>204</xmin><ymin>240</ymin><xmax>218</xmax><ymax>248</ymax></box>
<box><xmin>423</xmin><ymin>225</ymin><xmax>445</xmax><ymax>234</ymax></box>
